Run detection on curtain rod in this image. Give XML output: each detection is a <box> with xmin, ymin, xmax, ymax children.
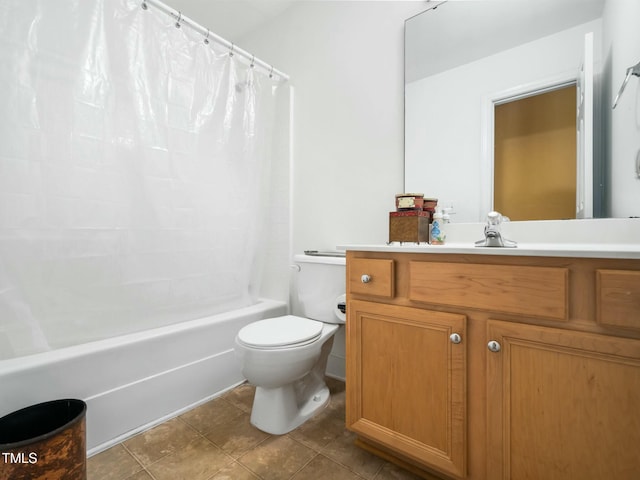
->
<box><xmin>142</xmin><ymin>0</ymin><xmax>290</xmax><ymax>81</ymax></box>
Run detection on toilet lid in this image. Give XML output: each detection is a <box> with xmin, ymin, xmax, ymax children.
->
<box><xmin>237</xmin><ymin>315</ymin><xmax>323</xmax><ymax>348</ymax></box>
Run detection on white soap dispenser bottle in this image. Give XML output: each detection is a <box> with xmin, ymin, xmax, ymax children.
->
<box><xmin>430</xmin><ymin>209</ymin><xmax>446</xmax><ymax>245</ymax></box>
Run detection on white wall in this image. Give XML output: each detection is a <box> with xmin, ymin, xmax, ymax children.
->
<box><xmin>603</xmin><ymin>0</ymin><xmax>640</xmax><ymax>218</ymax></box>
<box><xmin>240</xmin><ymin>2</ymin><xmax>426</xmax><ymax>254</ymax></box>
<box><xmin>405</xmin><ymin>19</ymin><xmax>602</xmax><ymax>222</ymax></box>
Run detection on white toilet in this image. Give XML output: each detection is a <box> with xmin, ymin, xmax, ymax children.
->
<box><xmin>234</xmin><ymin>253</ymin><xmax>346</xmax><ymax>434</ymax></box>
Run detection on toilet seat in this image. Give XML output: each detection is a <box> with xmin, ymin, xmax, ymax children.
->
<box><xmin>237</xmin><ymin>315</ymin><xmax>324</xmax><ymax>349</ymax></box>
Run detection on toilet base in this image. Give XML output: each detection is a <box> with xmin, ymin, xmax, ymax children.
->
<box><xmin>250</xmin><ymin>383</ymin><xmax>330</xmax><ymax>435</ymax></box>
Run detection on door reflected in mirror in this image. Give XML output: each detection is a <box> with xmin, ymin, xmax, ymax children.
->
<box><xmin>494</xmin><ymin>85</ymin><xmax>576</xmax><ymax>221</ymax></box>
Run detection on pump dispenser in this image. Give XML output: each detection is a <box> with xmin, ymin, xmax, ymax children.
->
<box><xmin>442</xmin><ymin>207</ymin><xmax>453</xmax><ymax>224</ymax></box>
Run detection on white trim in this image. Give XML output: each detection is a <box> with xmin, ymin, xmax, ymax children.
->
<box><xmin>576</xmin><ymin>32</ymin><xmax>594</xmax><ymax>219</ymax></box>
<box><xmin>480</xmin><ymin>71</ymin><xmax>578</xmax><ymax>216</ymax></box>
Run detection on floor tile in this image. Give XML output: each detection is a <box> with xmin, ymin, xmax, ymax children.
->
<box><xmin>322</xmin><ymin>429</ymin><xmax>385</xmax><ymax>479</ymax></box>
<box><xmin>204</xmin><ymin>411</ymin><xmax>271</xmax><ymax>458</ymax></box>
<box><xmin>146</xmin><ymin>436</ymin><xmax>233</xmax><ymax>480</ymax></box>
<box><xmin>238</xmin><ymin>435</ymin><xmax>317</xmax><ymax>480</ymax></box>
<box><xmin>123</xmin><ymin>417</ymin><xmax>201</xmax><ymax>466</ymax></box>
<box><xmin>208</xmin><ymin>461</ymin><xmax>261</xmax><ymax>480</ymax></box>
<box><xmin>292</xmin><ymin>454</ymin><xmax>364</xmax><ymax>480</ymax></box>
<box><xmin>179</xmin><ymin>396</ymin><xmax>245</xmax><ymax>435</ymax></box>
<box><xmin>87</xmin><ymin>444</ymin><xmax>143</xmax><ymax>480</ymax></box>
<box><xmin>289</xmin><ymin>407</ymin><xmax>346</xmax><ymax>451</ymax></box>
<box><xmin>125</xmin><ymin>470</ymin><xmax>154</xmax><ymax>480</ymax></box>
<box><xmin>326</xmin><ymin>394</ymin><xmax>346</xmax><ymax>420</ymax></box>
<box><xmin>221</xmin><ymin>382</ymin><xmax>255</xmax><ymax>413</ymax></box>
<box><xmin>374</xmin><ymin>462</ymin><xmax>431</xmax><ymax>480</ymax></box>
<box><xmin>86</xmin><ymin>380</ymin><xmax>426</xmax><ymax>480</ymax></box>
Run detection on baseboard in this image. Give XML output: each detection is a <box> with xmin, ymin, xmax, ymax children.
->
<box><xmin>326</xmin><ymin>353</ymin><xmax>345</xmax><ymax>381</ymax></box>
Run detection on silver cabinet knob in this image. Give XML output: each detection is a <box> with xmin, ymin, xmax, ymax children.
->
<box><xmin>487</xmin><ymin>340</ymin><xmax>501</xmax><ymax>353</ymax></box>
<box><xmin>450</xmin><ymin>333</ymin><xmax>462</xmax><ymax>344</ymax></box>
<box><xmin>361</xmin><ymin>274</ymin><xmax>371</xmax><ymax>283</ymax></box>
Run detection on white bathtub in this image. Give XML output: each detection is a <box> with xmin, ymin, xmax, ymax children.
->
<box><xmin>0</xmin><ymin>299</ymin><xmax>287</xmax><ymax>454</ymax></box>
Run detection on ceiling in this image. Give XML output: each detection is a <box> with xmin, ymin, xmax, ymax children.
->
<box><xmin>163</xmin><ymin>0</ymin><xmax>299</xmax><ymax>42</ymax></box>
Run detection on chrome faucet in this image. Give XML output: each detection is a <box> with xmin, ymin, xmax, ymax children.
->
<box><xmin>475</xmin><ymin>211</ymin><xmax>517</xmax><ymax>248</ymax></box>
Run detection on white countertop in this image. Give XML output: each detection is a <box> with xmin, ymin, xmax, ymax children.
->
<box><xmin>337</xmin><ymin>218</ymin><xmax>640</xmax><ymax>259</ymax></box>
<box><xmin>337</xmin><ymin>242</ymin><xmax>640</xmax><ymax>259</ymax></box>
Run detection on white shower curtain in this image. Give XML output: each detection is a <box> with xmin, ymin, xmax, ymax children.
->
<box><xmin>0</xmin><ymin>0</ymin><xmax>288</xmax><ymax>359</ymax></box>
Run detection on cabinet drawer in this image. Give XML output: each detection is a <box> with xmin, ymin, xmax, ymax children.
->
<box><xmin>348</xmin><ymin>258</ymin><xmax>394</xmax><ymax>298</ymax></box>
<box><xmin>409</xmin><ymin>261</ymin><xmax>568</xmax><ymax>320</ymax></box>
<box><xmin>597</xmin><ymin>270</ymin><xmax>640</xmax><ymax>330</ymax></box>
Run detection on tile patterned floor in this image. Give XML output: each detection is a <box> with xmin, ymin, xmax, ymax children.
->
<box><xmin>88</xmin><ymin>378</ymin><xmax>424</xmax><ymax>480</ymax></box>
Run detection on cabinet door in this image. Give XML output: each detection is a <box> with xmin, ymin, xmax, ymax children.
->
<box><xmin>347</xmin><ymin>300</ymin><xmax>467</xmax><ymax>478</ymax></box>
<box><xmin>487</xmin><ymin>320</ymin><xmax>640</xmax><ymax>480</ymax></box>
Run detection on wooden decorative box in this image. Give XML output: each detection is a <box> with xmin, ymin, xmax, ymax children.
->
<box><xmin>389</xmin><ymin>210</ymin><xmax>430</xmax><ymax>243</ymax></box>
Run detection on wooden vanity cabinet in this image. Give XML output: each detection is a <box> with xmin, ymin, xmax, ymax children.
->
<box><xmin>345</xmin><ymin>251</ymin><xmax>640</xmax><ymax>480</ymax></box>
<box><xmin>347</xmin><ymin>300</ymin><xmax>467</xmax><ymax>478</ymax></box>
<box><xmin>486</xmin><ymin>319</ymin><xmax>640</xmax><ymax>480</ymax></box>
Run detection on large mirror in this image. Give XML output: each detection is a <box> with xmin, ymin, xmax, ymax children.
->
<box><xmin>405</xmin><ymin>0</ymin><xmax>640</xmax><ymax>222</ymax></box>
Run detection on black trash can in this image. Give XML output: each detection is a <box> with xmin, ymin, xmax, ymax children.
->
<box><xmin>0</xmin><ymin>399</ymin><xmax>87</xmax><ymax>480</ymax></box>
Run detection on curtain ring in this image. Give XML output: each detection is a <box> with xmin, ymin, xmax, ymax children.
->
<box><xmin>175</xmin><ymin>11</ymin><xmax>182</xmax><ymax>29</ymax></box>
<box><xmin>204</xmin><ymin>29</ymin><xmax>210</xmax><ymax>45</ymax></box>
<box><xmin>141</xmin><ymin>1</ymin><xmax>148</xmax><ymax>10</ymax></box>
<box><xmin>269</xmin><ymin>65</ymin><xmax>274</xmax><ymax>79</ymax></box>
<box><xmin>250</xmin><ymin>55</ymin><xmax>255</xmax><ymax>68</ymax></box>
<box><xmin>229</xmin><ymin>43</ymin><xmax>235</xmax><ymax>57</ymax></box>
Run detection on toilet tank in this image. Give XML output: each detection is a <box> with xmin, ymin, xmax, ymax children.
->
<box><xmin>292</xmin><ymin>253</ymin><xmax>346</xmax><ymax>324</ymax></box>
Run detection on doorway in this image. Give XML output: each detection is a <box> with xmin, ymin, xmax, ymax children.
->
<box><xmin>493</xmin><ymin>85</ymin><xmax>577</xmax><ymax>221</ymax></box>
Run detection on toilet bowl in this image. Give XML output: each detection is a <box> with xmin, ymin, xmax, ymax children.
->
<box><xmin>234</xmin><ymin>254</ymin><xmax>345</xmax><ymax>434</ymax></box>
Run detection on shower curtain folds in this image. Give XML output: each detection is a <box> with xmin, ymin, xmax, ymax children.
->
<box><xmin>0</xmin><ymin>0</ymin><xmax>289</xmax><ymax>360</ymax></box>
